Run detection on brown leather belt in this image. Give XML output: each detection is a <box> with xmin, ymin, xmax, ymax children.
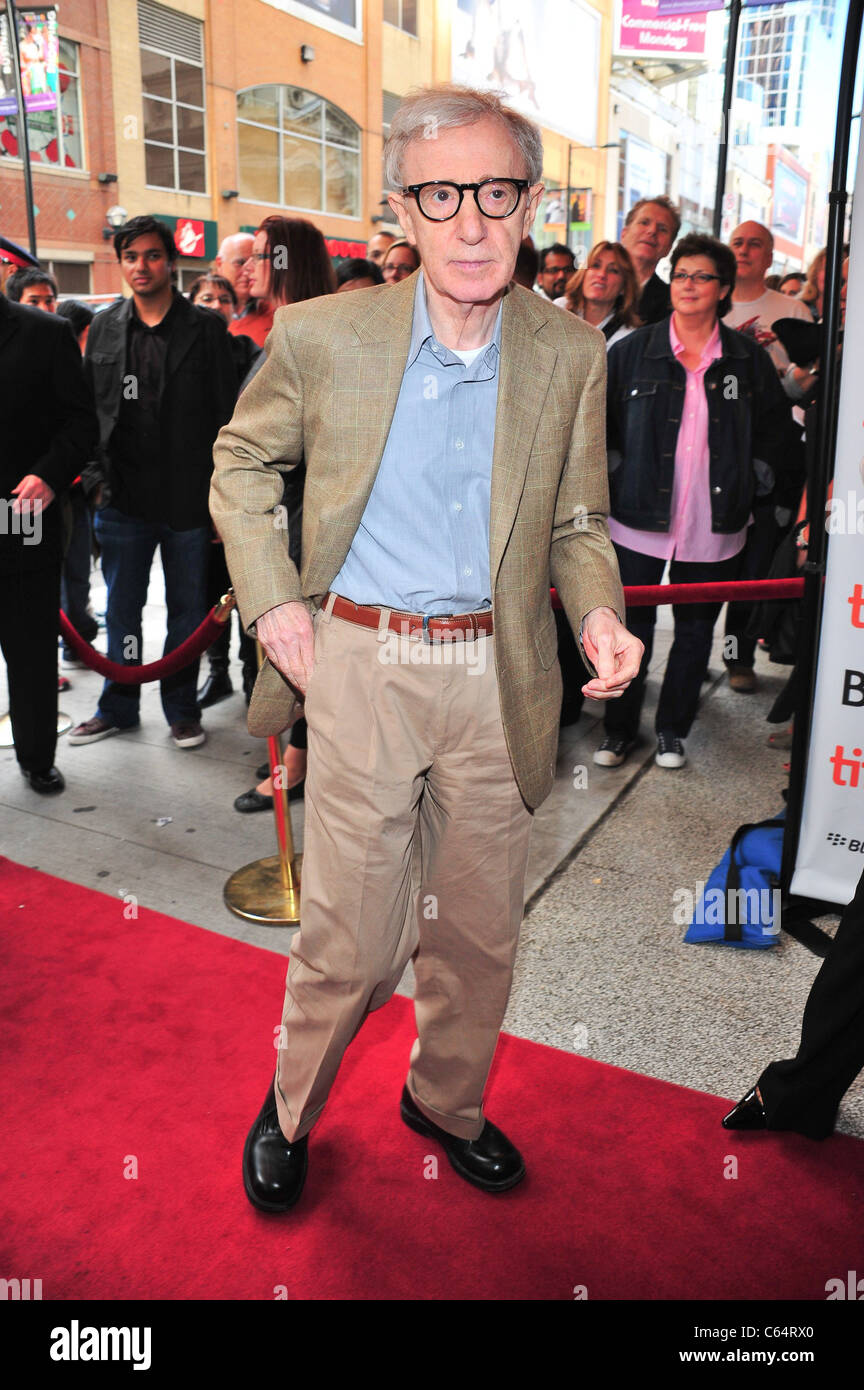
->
<box><xmin>324</xmin><ymin>593</ymin><xmax>493</xmax><ymax>640</ymax></box>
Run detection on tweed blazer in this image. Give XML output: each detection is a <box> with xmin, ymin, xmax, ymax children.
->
<box><xmin>210</xmin><ymin>272</ymin><xmax>624</xmax><ymax>810</ymax></box>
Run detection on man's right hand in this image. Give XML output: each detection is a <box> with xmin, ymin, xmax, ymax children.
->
<box><xmin>256</xmin><ymin>601</ymin><xmax>314</xmax><ymax>695</ymax></box>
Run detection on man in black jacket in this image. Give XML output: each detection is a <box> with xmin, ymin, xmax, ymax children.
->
<box><xmin>620</xmin><ymin>196</ymin><xmax>679</xmax><ymax>325</ymax></box>
<box><xmin>0</xmin><ymin>294</ymin><xmax>98</xmax><ymax>793</ymax></box>
<box><xmin>69</xmin><ymin>216</ymin><xmax>237</xmax><ymax>750</ymax></box>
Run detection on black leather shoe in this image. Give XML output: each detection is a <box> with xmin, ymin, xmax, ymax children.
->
<box><xmin>234</xmin><ymin>788</ymin><xmax>273</xmax><ymax>813</ymax></box>
<box><xmin>242</xmin><ymin>1083</ymin><xmax>308</xmax><ymax>1213</ymax></box>
<box><xmin>722</xmin><ymin>1088</ymin><xmax>767</xmax><ymax>1131</ymax></box>
<box><xmin>21</xmin><ymin>766</ymin><xmax>65</xmax><ymax>795</ymax></box>
<box><xmin>197</xmin><ymin>669</ymin><xmax>234</xmax><ymax>708</ymax></box>
<box><xmin>400</xmin><ymin>1086</ymin><xmax>525</xmax><ymax>1192</ymax></box>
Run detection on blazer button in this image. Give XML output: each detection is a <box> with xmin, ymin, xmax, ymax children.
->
<box><xmin>712</xmin><ymin>486</ymin><xmax>722</xmax><ymax>494</ymax></box>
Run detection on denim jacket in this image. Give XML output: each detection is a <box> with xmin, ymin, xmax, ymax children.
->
<box><xmin>606</xmin><ymin>316</ymin><xmax>803</xmax><ymax>534</ymax></box>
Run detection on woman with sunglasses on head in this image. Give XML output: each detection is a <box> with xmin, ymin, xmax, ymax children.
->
<box><xmin>593</xmin><ymin>233</ymin><xmax>803</xmax><ymax>773</ymax></box>
<box><xmin>231</xmin><ymin>217</ymin><xmax>337</xmax><ymax>813</ymax></box>
<box><xmin>556</xmin><ymin>240</ymin><xmax>641</xmax><ymax>349</ymax></box>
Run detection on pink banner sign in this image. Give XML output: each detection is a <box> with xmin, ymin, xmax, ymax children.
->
<box><xmin>616</xmin><ymin>0</ymin><xmax>708</xmax><ymax>58</ymax></box>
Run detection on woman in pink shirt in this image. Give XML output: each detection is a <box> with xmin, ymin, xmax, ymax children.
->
<box><xmin>594</xmin><ymin>233</ymin><xmax>802</xmax><ymax>770</ymax></box>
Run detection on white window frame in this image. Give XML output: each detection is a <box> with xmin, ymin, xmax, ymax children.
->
<box><xmin>140</xmin><ymin>37</ymin><xmax>207</xmax><ymax>196</ymax></box>
<box><xmin>236</xmin><ymin>86</ymin><xmax>362</xmax><ymax>220</ymax></box>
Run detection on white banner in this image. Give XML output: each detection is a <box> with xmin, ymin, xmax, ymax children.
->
<box><xmin>791</xmin><ymin>135</ymin><xmax>864</xmax><ymax>905</ymax></box>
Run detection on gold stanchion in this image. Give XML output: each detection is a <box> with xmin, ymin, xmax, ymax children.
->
<box><xmin>223</xmin><ymin>642</ymin><xmax>302</xmax><ymax>925</ymax></box>
<box><xmin>0</xmin><ymin>711</ymin><xmax>72</xmax><ymax>747</ymax></box>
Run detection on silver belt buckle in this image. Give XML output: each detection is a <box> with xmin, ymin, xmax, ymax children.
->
<box><xmin>422</xmin><ymin>612</ymin><xmax>453</xmax><ymax>644</ymax></box>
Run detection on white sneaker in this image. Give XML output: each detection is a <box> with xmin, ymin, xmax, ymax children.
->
<box><xmin>68</xmin><ymin>716</ymin><xmax>127</xmax><ymax>745</ymax></box>
<box><xmin>655</xmin><ymin>732</ymin><xmax>686</xmax><ymax>769</ymax></box>
<box><xmin>593</xmin><ymin>735</ymin><xmax>636</xmax><ymax>768</ymax></box>
<box><xmin>170</xmin><ymin>721</ymin><xmax>206</xmax><ymax>748</ymax></box>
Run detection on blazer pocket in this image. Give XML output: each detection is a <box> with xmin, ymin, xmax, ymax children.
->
<box><xmin>534</xmin><ymin>612</ymin><xmax>559</xmax><ymax>670</ymax></box>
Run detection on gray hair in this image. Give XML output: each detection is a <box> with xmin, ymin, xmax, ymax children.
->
<box><xmin>383</xmin><ymin>83</ymin><xmax>543</xmax><ymax>189</ymax></box>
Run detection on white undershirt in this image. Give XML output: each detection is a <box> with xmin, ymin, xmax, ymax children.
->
<box><xmin>450</xmin><ymin>341</ymin><xmax>492</xmax><ymax>367</ymax></box>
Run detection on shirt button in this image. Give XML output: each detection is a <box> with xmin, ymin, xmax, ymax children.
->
<box><xmin>464</xmin><ymin>567</ymin><xmax>472</xmax><ymax>576</ymax></box>
<box><xmin>431</xmin><ymin>342</ymin><xmax>440</xmax><ymax>354</ymax></box>
<box><xmin>453</xmin><ymin>502</ymin><xmax>462</xmax><ymax>511</ymax></box>
<box><xmin>454</xmin><ymin>439</ymin><xmax>464</xmax><ymax>450</ymax></box>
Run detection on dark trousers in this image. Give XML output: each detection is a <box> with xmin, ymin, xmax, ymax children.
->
<box><xmin>61</xmin><ymin>487</ymin><xmax>97</xmax><ymax>652</ymax></box>
<box><xmin>93</xmin><ymin>507</ymin><xmax>210</xmax><ymax>728</ymax></box>
<box><xmin>1</xmin><ymin>565</ymin><xmax>60</xmax><ymax>772</ymax></box>
<box><xmin>605</xmin><ymin>544</ymin><xmax>743</xmax><ymax>741</ymax></box>
<box><xmin>759</xmin><ymin>866</ymin><xmax>864</xmax><ymax>1139</ymax></box>
<box><xmin>724</xmin><ymin>505</ymin><xmax>781</xmax><ymax>669</ymax></box>
<box><xmin>204</xmin><ymin>540</ymin><xmax>255</xmax><ymax>676</ymax></box>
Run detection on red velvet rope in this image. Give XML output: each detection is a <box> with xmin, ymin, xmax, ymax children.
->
<box><xmin>60</xmin><ymin>578</ymin><xmax>804</xmax><ymax>684</ymax></box>
<box><xmin>59</xmin><ymin>608</ymin><xmax>228</xmax><ymax>684</ymax></box>
<box><xmin>551</xmin><ymin>577</ymin><xmax>805</xmax><ymax>609</ymax></box>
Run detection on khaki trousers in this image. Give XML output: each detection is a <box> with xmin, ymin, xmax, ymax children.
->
<box><xmin>273</xmin><ymin>598</ymin><xmax>535</xmax><ymax>1143</ymax></box>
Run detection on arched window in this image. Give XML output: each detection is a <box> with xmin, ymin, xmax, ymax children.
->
<box><xmin>237</xmin><ymin>86</ymin><xmax>360</xmax><ymax>217</ymax></box>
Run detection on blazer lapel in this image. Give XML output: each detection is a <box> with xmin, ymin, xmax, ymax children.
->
<box><xmin>314</xmin><ymin>275</ymin><xmax>415</xmax><ymax>579</ymax></box>
<box><xmin>489</xmin><ymin>289</ymin><xmax>558</xmax><ymax>589</ymax></box>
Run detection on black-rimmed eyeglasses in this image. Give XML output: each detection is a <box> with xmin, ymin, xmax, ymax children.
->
<box><xmin>670</xmin><ymin>271</ymin><xmax>721</xmax><ymax>284</ymax></box>
<box><xmin>400</xmin><ymin>179</ymin><xmax>530</xmax><ymax>222</ymax></box>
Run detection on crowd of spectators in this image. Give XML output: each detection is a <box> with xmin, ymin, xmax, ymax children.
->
<box><xmin>0</xmin><ymin>192</ymin><xmax>842</xmax><ymax>793</ymax></box>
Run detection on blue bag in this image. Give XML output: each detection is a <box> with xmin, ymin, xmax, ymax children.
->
<box><xmin>684</xmin><ymin>814</ymin><xmax>785</xmax><ymax>949</ymax></box>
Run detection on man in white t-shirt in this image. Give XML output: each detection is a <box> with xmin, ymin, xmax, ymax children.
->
<box><xmin>723</xmin><ymin>222</ymin><xmax>811</xmax><ymax>377</ymax></box>
<box><xmin>722</xmin><ymin>221</ymin><xmax>808</xmax><ymax>692</ymax></box>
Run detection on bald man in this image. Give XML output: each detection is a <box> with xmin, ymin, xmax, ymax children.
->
<box><xmin>214</xmin><ymin>233</ymin><xmax>254</xmax><ymax>318</ymax></box>
<box><xmin>723</xmin><ymin>222</ymin><xmax>810</xmax><ymax>376</ymax></box>
<box><xmin>722</xmin><ymin>221</ymin><xmax>808</xmax><ymax>693</ymax></box>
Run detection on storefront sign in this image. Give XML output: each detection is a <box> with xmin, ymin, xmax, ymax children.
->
<box><xmin>615</xmin><ymin>0</ymin><xmax>708</xmax><ymax>59</ymax></box>
<box><xmin>156</xmin><ymin>214</ymin><xmax>218</xmax><ymax>261</ymax></box>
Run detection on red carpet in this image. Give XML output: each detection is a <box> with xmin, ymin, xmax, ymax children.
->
<box><xmin>2</xmin><ymin>857</ymin><xmax>862</xmax><ymax>1301</ymax></box>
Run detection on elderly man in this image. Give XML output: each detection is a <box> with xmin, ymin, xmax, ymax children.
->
<box><xmin>214</xmin><ymin>232</ymin><xmax>254</xmax><ymax>318</ymax></box>
<box><xmin>211</xmin><ymin>83</ymin><xmax>642</xmax><ymax>1213</ymax></box>
<box><xmin>722</xmin><ymin>221</ymin><xmax>811</xmax><ymax>693</ymax></box>
<box><xmin>620</xmin><ymin>196</ymin><xmax>680</xmax><ymax>324</ymax></box>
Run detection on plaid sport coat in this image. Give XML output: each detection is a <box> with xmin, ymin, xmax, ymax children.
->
<box><xmin>210</xmin><ymin>272</ymin><xmax>624</xmax><ymax>810</ymax></box>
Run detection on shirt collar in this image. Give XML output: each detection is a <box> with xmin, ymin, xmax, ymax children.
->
<box><xmin>669</xmin><ymin>315</ymin><xmax>721</xmax><ymax>368</ymax></box>
<box><xmin>407</xmin><ymin>271</ymin><xmax>503</xmax><ymax>368</ymax></box>
<box><xmin>130</xmin><ymin>287</ymin><xmax>180</xmax><ymax>332</ymax></box>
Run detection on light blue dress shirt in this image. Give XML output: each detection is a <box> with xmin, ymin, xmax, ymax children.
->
<box><xmin>331</xmin><ymin>273</ymin><xmax>502</xmax><ymax>615</ymax></box>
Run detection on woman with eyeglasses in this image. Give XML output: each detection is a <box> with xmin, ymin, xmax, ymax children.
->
<box><xmin>232</xmin><ymin>216</ymin><xmax>336</xmax><ymax>813</ymax></box>
<box><xmin>230</xmin><ymin>215</ymin><xmax>337</xmax><ymax>349</ymax></box>
<box><xmin>593</xmin><ymin>232</ymin><xmax>803</xmax><ymax>772</ymax></box>
<box><xmin>381</xmin><ymin>239</ymin><xmax>421</xmax><ymax>283</ymax></box>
